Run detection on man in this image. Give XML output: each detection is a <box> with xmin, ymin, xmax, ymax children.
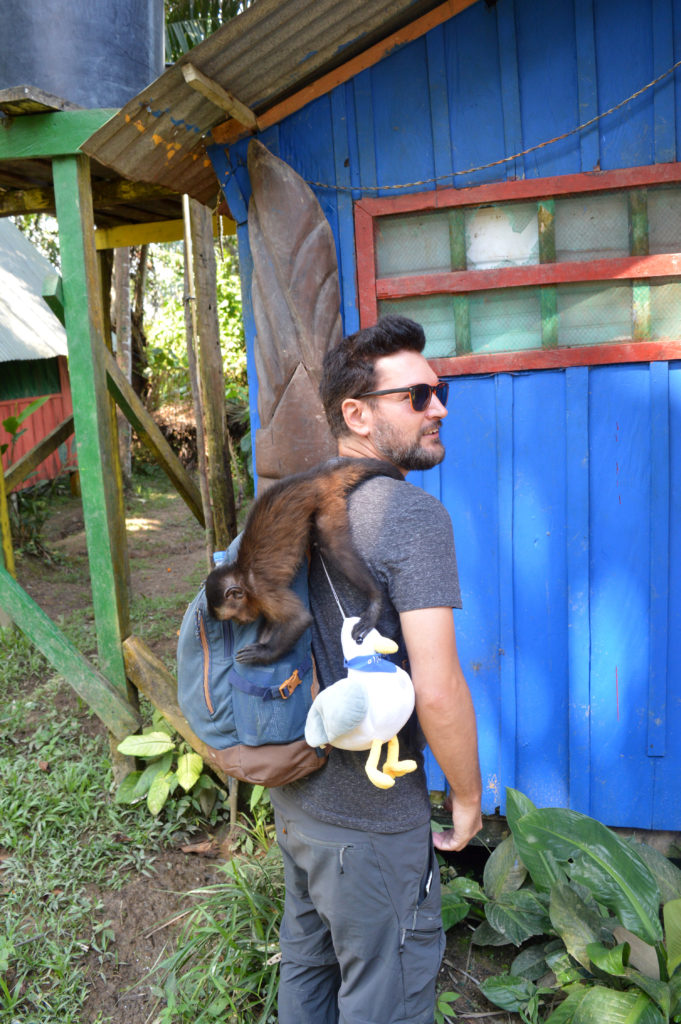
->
<box><xmin>269</xmin><ymin>314</ymin><xmax>482</xmax><ymax>1024</ymax></box>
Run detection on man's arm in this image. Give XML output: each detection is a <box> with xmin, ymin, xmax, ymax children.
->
<box><xmin>400</xmin><ymin>607</ymin><xmax>482</xmax><ymax>851</ymax></box>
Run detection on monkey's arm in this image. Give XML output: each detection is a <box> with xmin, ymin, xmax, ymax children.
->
<box><xmin>235</xmin><ymin>593</ymin><xmax>312</xmax><ymax>665</ymax></box>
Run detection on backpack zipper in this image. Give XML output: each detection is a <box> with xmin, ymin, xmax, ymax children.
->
<box><xmin>198</xmin><ymin>611</ymin><xmax>214</xmax><ymax>715</ymax></box>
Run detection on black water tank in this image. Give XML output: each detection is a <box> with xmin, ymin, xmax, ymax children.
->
<box><xmin>0</xmin><ymin>0</ymin><xmax>164</xmax><ymax>109</ymax></box>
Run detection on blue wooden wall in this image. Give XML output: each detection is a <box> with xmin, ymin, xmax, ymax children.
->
<box><xmin>211</xmin><ymin>0</ymin><xmax>681</xmax><ymax>829</ymax></box>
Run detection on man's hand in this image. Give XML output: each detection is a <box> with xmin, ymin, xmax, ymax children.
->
<box><xmin>432</xmin><ymin>795</ymin><xmax>482</xmax><ymax>852</ymax></box>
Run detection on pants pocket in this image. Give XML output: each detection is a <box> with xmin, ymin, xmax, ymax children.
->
<box><xmin>399</xmin><ymin>844</ymin><xmax>445</xmax><ymax>1019</ymax></box>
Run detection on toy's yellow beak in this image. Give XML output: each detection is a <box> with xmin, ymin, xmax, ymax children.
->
<box><xmin>373</xmin><ymin>638</ymin><xmax>398</xmax><ymax>655</ymax></box>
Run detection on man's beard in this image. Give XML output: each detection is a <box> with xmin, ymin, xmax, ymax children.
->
<box><xmin>373</xmin><ymin>420</ymin><xmax>445</xmax><ymax>472</ymax></box>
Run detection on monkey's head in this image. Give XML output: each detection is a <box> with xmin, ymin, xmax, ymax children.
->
<box><xmin>205</xmin><ymin>565</ymin><xmax>260</xmax><ymax>623</ymax></box>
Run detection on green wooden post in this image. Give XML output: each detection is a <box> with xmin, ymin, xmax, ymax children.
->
<box><xmin>52</xmin><ymin>154</ymin><xmax>130</xmax><ymax>693</ymax></box>
<box><xmin>448</xmin><ymin>209</ymin><xmax>471</xmax><ymax>355</ymax></box>
<box><xmin>538</xmin><ymin>200</ymin><xmax>558</xmax><ymax>349</ymax></box>
<box><xmin>630</xmin><ymin>190</ymin><xmax>651</xmax><ymax>340</ymax></box>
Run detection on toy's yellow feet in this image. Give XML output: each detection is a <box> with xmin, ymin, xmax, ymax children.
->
<box><xmin>383</xmin><ymin>736</ymin><xmax>417</xmax><ymax>777</ymax></box>
<box><xmin>365</xmin><ymin>765</ymin><xmax>396</xmax><ymax>789</ymax></box>
<box><xmin>365</xmin><ymin>739</ymin><xmax>395</xmax><ymax>789</ymax></box>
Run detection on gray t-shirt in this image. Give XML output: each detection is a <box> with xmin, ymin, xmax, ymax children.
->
<box><xmin>277</xmin><ymin>474</ymin><xmax>462</xmax><ymax>833</ymax></box>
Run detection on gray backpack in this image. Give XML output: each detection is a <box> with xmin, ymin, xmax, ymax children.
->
<box><xmin>177</xmin><ymin>537</ymin><xmax>327</xmax><ymax>786</ymax></box>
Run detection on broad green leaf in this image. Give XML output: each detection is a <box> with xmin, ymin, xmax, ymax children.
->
<box><xmin>586</xmin><ymin>941</ymin><xmax>630</xmax><ymax>977</ymax></box>
<box><xmin>550</xmin><ymin>881</ymin><xmax>607</xmax><ymax>969</ymax></box>
<box><xmin>249</xmin><ymin>784</ymin><xmax>266</xmax><ymax>811</ymax></box>
<box><xmin>440</xmin><ymin>888</ymin><xmax>470</xmax><ymax>931</ymax></box>
<box><xmin>511</xmin><ymin>941</ymin><xmax>554</xmax><ymax>981</ymax></box>
<box><xmin>544</xmin><ymin>987</ymin><xmax>591</xmax><ymax>1024</ymax></box>
<box><xmin>479</xmin><ymin>973</ymin><xmax>538</xmax><ymax>1012</ymax></box>
<box><xmin>669</xmin><ymin>970</ymin><xmax>681</xmax><ymax>1016</ymax></box>
<box><xmin>572</xmin><ymin>986</ymin><xmax>665</xmax><ymax>1024</ymax></box>
<box><xmin>631</xmin><ymin>843</ymin><xmax>681</xmax><ymax>905</ymax></box>
<box><xmin>117</xmin><ymin>732</ymin><xmax>176</xmax><ymax>758</ymax></box>
<box><xmin>506</xmin><ymin>787</ymin><xmax>538</xmax><ymax>834</ymax></box>
<box><xmin>513</xmin><ymin>807</ymin><xmax>662</xmax><ymax>944</ymax></box>
<box><xmin>484</xmin><ymin>834</ymin><xmax>528</xmax><ymax>899</ymax></box>
<box><xmin>624</xmin><ymin>971</ymin><xmax>671</xmax><ymax>1017</ymax></box>
<box><xmin>546</xmin><ymin>948</ymin><xmax>584</xmax><ymax>986</ymax></box>
<box><xmin>114</xmin><ymin>770</ymin><xmax>143</xmax><ymax>804</ymax></box>
<box><xmin>176</xmin><ymin>752</ymin><xmax>203</xmax><ymax>791</ymax></box>
<box><xmin>471</xmin><ymin>918</ymin><xmax>511</xmax><ymax>946</ymax></box>
<box><xmin>15</xmin><ymin>396</ymin><xmax>50</xmax><ymax>427</ymax></box>
<box><xmin>446</xmin><ymin>876</ymin><xmax>486</xmax><ymax>901</ymax></box>
<box><xmin>147</xmin><ymin>773</ymin><xmax>172</xmax><ymax>815</ymax></box>
<box><xmin>486</xmin><ymin>889</ymin><xmax>551</xmax><ymax>947</ymax></box>
<box><xmin>133</xmin><ymin>753</ymin><xmax>174</xmax><ymax>798</ymax></box>
<box><xmin>665</xmin><ymin>898</ymin><xmax>681</xmax><ymax>975</ymax></box>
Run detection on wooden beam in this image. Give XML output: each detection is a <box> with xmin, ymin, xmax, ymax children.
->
<box><xmin>0</xmin><ymin>567</ymin><xmax>141</xmax><ymax>737</ymax></box>
<box><xmin>182</xmin><ymin>62</ymin><xmax>258</xmax><ymax>128</ymax></box>
<box><xmin>95</xmin><ymin>213</ymin><xmax>236</xmax><ymax>250</ymax></box>
<box><xmin>0</xmin><ymin>109</ymin><xmax>116</xmax><ymax>160</ymax></box>
<box><xmin>103</xmin><ymin>348</ymin><xmax>205</xmax><ymax>528</ymax></box>
<box><xmin>53</xmin><ymin>153</ymin><xmax>130</xmax><ymax>691</ymax></box>
<box><xmin>0</xmin><ymin>455</ymin><xmax>15</xmax><ymax>579</ymax></box>
<box><xmin>429</xmin><ymin>340</ymin><xmax>681</xmax><ymax>378</ymax></box>
<box><xmin>211</xmin><ymin>0</ymin><xmax>478</xmax><ymax>145</ymax></box>
<box><xmin>123</xmin><ymin>634</ymin><xmax>228</xmax><ymax>785</ymax></box>
<box><xmin>43</xmin><ymin>273</ymin><xmax>65</xmax><ymax>324</ymax></box>
<box><xmin>4</xmin><ymin>415</ymin><xmax>75</xmax><ymax>493</ymax></box>
<box><xmin>0</xmin><ymin>177</ymin><xmax>177</xmax><ymax>217</ymax></box>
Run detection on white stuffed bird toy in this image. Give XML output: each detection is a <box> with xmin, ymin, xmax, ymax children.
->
<box><xmin>305</xmin><ymin>616</ymin><xmax>417</xmax><ymax>789</ymax></box>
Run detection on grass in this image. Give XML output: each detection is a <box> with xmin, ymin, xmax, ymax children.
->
<box><xmin>0</xmin><ymin>601</ymin><xmax>229</xmax><ymax>1022</ymax></box>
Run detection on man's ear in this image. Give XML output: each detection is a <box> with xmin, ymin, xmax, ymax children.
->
<box><xmin>341</xmin><ymin>398</ymin><xmax>371</xmax><ymax>436</ymax></box>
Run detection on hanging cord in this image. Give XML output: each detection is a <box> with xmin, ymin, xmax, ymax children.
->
<box><xmin>306</xmin><ymin>56</ymin><xmax>681</xmax><ymax>194</ymax></box>
<box><xmin>318</xmin><ymin>552</ymin><xmax>346</xmax><ymax>621</ymax></box>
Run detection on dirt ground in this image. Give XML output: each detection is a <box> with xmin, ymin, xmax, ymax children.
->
<box><xmin>14</xmin><ymin>468</ymin><xmax>516</xmax><ymax>1024</ymax></box>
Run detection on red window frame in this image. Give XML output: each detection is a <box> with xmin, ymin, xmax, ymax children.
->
<box><xmin>354</xmin><ymin>163</ymin><xmax>681</xmax><ymax>377</ymax></box>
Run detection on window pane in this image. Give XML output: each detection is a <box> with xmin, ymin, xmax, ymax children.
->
<box><xmin>554</xmin><ymin>194</ymin><xmax>629</xmax><ymax>261</ymax></box>
<box><xmin>469</xmin><ymin>288</ymin><xmax>541</xmax><ymax>353</ymax></box>
<box><xmin>650</xmin><ymin>279</ymin><xmax>681</xmax><ymax>339</ymax></box>
<box><xmin>556</xmin><ymin>282</ymin><xmax>632</xmax><ymax>346</ymax></box>
<box><xmin>465</xmin><ymin>203</ymin><xmax>539</xmax><ymax>269</ymax></box>
<box><xmin>378</xmin><ymin>295</ymin><xmax>456</xmax><ymax>357</ymax></box>
<box><xmin>375</xmin><ymin>211</ymin><xmax>452</xmax><ymax>277</ymax></box>
<box><xmin>648</xmin><ymin>189</ymin><xmax>681</xmax><ymax>255</ymax></box>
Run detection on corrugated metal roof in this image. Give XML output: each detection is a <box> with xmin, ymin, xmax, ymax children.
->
<box><xmin>0</xmin><ymin>219</ymin><xmax>67</xmax><ymax>362</ymax></box>
<box><xmin>82</xmin><ymin>0</ymin><xmax>454</xmax><ymax>205</ymax></box>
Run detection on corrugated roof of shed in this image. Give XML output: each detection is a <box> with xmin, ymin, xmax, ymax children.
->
<box><xmin>0</xmin><ymin>219</ymin><xmax>67</xmax><ymax>362</ymax></box>
<box><xmin>82</xmin><ymin>0</ymin><xmax>454</xmax><ymax>204</ymax></box>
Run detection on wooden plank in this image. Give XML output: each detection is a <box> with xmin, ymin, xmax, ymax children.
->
<box><xmin>375</xmin><ymin>253</ymin><xmax>681</xmax><ymax>298</ymax></box>
<box><xmin>0</xmin><ymin>567</ymin><xmax>140</xmax><ymax>737</ymax></box>
<box><xmin>3</xmin><ymin>415</ymin><xmax>74</xmax><ymax>493</ymax></box>
<box><xmin>103</xmin><ymin>349</ymin><xmax>205</xmax><ymax>527</ymax></box>
<box><xmin>43</xmin><ymin>274</ymin><xmax>65</xmax><ymax>325</ymax></box>
<box><xmin>0</xmin><ymin>456</ymin><xmax>15</xmax><ymax>579</ymax></box>
<box><xmin>52</xmin><ymin>154</ymin><xmax>129</xmax><ymax>692</ymax></box>
<box><xmin>496</xmin><ymin>0</ymin><xmax>524</xmax><ymax>181</ymax></box>
<box><xmin>428</xmin><ymin>339</ymin><xmax>681</xmax><ymax>377</ymax></box>
<box><xmin>496</xmin><ymin>374</ymin><xmax>516</xmax><ymax>804</ymax></box>
<box><xmin>122</xmin><ymin>634</ymin><xmax>228</xmax><ymax>785</ymax></box>
<box><xmin>426</xmin><ymin>27</ymin><xmax>454</xmax><ymax>189</ymax></box>
<box><xmin>0</xmin><ymin>109</ymin><xmax>116</xmax><ymax>160</ymax></box>
<box><xmin>331</xmin><ymin>84</ymin><xmax>360</xmax><ymax>334</ymax></box>
<box><xmin>354</xmin><ymin>203</ymin><xmax>379</xmax><ymax>327</ymax></box>
<box><xmin>0</xmin><ymin>178</ymin><xmax>178</xmax><ymax>217</ymax></box>
<box><xmin>182</xmin><ymin>62</ymin><xmax>257</xmax><ymax>127</ymax></box>
<box><xmin>574</xmin><ymin>0</ymin><xmax>599</xmax><ymax>172</ymax></box>
<box><xmin>356</xmin><ymin>162</ymin><xmax>681</xmax><ymax>217</ymax></box>
<box><xmin>565</xmin><ymin>366</ymin><xmax>591</xmax><ymax>812</ymax></box>
<box><xmin>95</xmin><ymin>214</ymin><xmax>236</xmax><ymax>251</ymax></box>
<box><xmin>647</xmin><ymin>360</ymin><xmax>669</xmax><ymax>757</ymax></box>
<box><xmin>653</xmin><ymin>0</ymin><xmax>676</xmax><ymax>163</ymax></box>
<box><xmin>211</xmin><ymin>0</ymin><xmax>480</xmax><ymax>146</ymax></box>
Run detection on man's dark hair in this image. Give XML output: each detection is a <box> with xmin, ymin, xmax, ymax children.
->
<box><xmin>320</xmin><ymin>315</ymin><xmax>426</xmax><ymax>438</ymax></box>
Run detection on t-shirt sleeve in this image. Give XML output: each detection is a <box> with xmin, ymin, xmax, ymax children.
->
<box><xmin>350</xmin><ymin>478</ymin><xmax>462</xmax><ymax>612</ymax></box>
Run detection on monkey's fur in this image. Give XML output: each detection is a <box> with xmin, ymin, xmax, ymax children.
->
<box><xmin>204</xmin><ymin>457</ymin><xmax>403</xmax><ymax>665</ymax></box>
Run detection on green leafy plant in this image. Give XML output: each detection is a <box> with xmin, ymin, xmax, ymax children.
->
<box><xmin>456</xmin><ymin>788</ymin><xmax>681</xmax><ymax>1024</ymax></box>
<box><xmin>149</xmin><ymin>845</ymin><xmax>284</xmax><ymax>1023</ymax></box>
<box><xmin>116</xmin><ymin>712</ymin><xmax>225</xmax><ymax>818</ymax></box>
<box><xmin>1</xmin><ymin>396</ymin><xmax>50</xmax><ymax>459</ymax></box>
<box><xmin>434</xmin><ymin>987</ymin><xmax>460</xmax><ymax>1023</ymax></box>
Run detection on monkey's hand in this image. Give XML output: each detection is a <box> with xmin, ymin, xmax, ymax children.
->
<box><xmin>235</xmin><ymin>642</ymin><xmax>276</xmax><ymax>666</ymax></box>
<box><xmin>351</xmin><ymin>597</ymin><xmax>381</xmax><ymax>643</ymax></box>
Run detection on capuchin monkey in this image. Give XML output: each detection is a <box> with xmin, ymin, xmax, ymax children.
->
<box><xmin>204</xmin><ymin>457</ymin><xmax>403</xmax><ymax>665</ymax></box>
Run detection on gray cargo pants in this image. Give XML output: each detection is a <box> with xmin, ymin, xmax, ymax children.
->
<box><xmin>270</xmin><ymin>786</ymin><xmax>445</xmax><ymax>1024</ymax></box>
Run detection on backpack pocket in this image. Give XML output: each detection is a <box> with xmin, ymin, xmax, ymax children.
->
<box><xmin>229</xmin><ymin>660</ymin><xmax>312</xmax><ymax>746</ymax></box>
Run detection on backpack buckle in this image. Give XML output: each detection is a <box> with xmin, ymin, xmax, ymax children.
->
<box><xmin>279</xmin><ymin>669</ymin><xmax>302</xmax><ymax>699</ymax></box>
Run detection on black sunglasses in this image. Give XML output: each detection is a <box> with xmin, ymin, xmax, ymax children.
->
<box><xmin>355</xmin><ymin>380</ymin><xmax>449</xmax><ymax>412</ymax></box>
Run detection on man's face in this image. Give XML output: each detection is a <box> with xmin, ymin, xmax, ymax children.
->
<box><xmin>364</xmin><ymin>350</ymin><xmax>448</xmax><ymax>472</ymax></box>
